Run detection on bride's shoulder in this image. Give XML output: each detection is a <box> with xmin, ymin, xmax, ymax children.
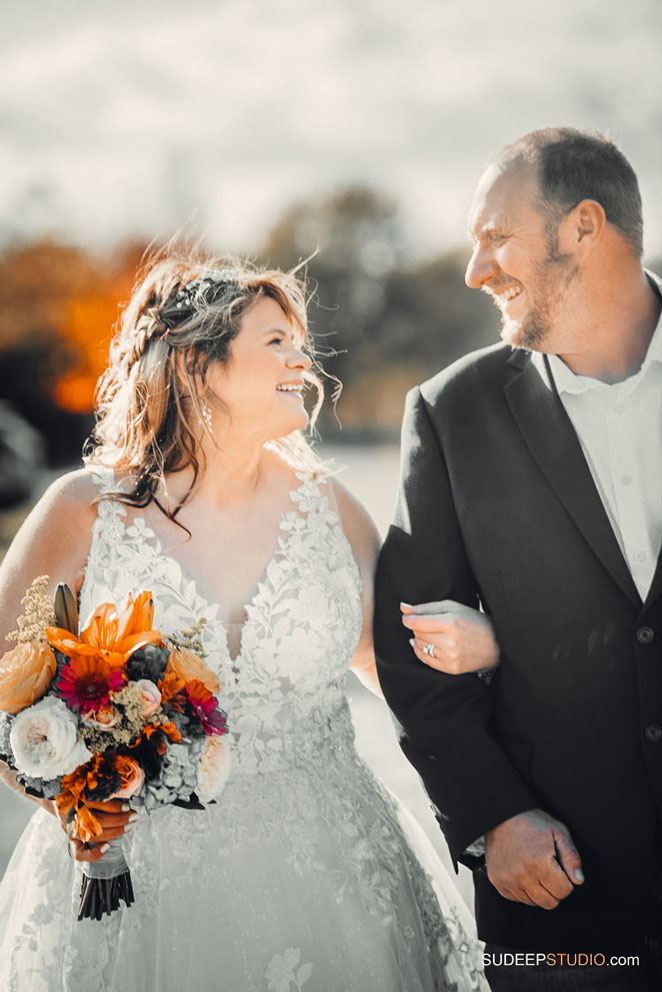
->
<box><xmin>33</xmin><ymin>468</ymin><xmax>99</xmax><ymax>524</ymax></box>
<box><xmin>0</xmin><ymin>470</ymin><xmax>101</xmax><ymax>633</ymax></box>
<box><xmin>13</xmin><ymin>469</ymin><xmax>100</xmax><ymax>556</ymax></box>
<box><xmin>28</xmin><ymin>468</ymin><xmax>100</xmax><ymax>526</ymax></box>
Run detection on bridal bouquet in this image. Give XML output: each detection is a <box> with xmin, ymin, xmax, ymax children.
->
<box><xmin>0</xmin><ymin>577</ymin><xmax>230</xmax><ymax>922</ymax></box>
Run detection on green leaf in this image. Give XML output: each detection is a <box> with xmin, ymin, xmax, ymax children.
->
<box><xmin>54</xmin><ymin>583</ymin><xmax>78</xmax><ymax>634</ymax></box>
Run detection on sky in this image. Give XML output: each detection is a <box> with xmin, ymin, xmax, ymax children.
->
<box><xmin>1</xmin><ymin>0</ymin><xmax>661</xmax><ymax>261</ymax></box>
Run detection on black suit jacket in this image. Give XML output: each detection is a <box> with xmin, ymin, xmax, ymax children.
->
<box><xmin>374</xmin><ymin>342</ymin><xmax>662</xmax><ymax>950</ymax></box>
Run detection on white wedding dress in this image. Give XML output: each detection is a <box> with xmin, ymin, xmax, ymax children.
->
<box><xmin>0</xmin><ymin>469</ymin><xmax>487</xmax><ymax>992</ymax></box>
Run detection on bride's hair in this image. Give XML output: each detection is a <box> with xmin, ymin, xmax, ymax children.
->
<box><xmin>84</xmin><ymin>240</ymin><xmax>324</xmax><ymax>520</ymax></box>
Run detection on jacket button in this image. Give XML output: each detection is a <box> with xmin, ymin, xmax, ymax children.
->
<box><xmin>644</xmin><ymin>724</ymin><xmax>662</xmax><ymax>743</ymax></box>
<box><xmin>636</xmin><ymin>626</ymin><xmax>655</xmax><ymax>645</ymax></box>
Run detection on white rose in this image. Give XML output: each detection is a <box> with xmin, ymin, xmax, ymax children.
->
<box><xmin>9</xmin><ymin>696</ymin><xmax>92</xmax><ymax>780</ymax></box>
<box><xmin>196</xmin><ymin>736</ymin><xmax>232</xmax><ymax>803</ymax></box>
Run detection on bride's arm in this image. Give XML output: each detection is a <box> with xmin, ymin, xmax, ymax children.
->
<box><xmin>0</xmin><ymin>471</ymin><xmax>98</xmax><ymax>811</ymax></box>
<box><xmin>327</xmin><ymin>479</ymin><xmax>384</xmax><ymax>697</ymax></box>
<box><xmin>0</xmin><ymin>471</ymin><xmax>98</xmax><ymax>651</ymax></box>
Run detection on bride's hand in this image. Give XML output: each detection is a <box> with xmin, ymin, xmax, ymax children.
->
<box><xmin>55</xmin><ymin>799</ymin><xmax>137</xmax><ymax>863</ymax></box>
<box><xmin>401</xmin><ymin>600</ymin><xmax>499</xmax><ymax>675</ymax></box>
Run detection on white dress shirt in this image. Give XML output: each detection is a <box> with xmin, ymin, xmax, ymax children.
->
<box><xmin>531</xmin><ymin>285</ymin><xmax>662</xmax><ymax>601</ymax></box>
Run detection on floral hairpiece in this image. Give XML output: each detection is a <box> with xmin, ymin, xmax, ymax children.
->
<box><xmin>159</xmin><ymin>269</ymin><xmax>243</xmax><ymax>330</ymax></box>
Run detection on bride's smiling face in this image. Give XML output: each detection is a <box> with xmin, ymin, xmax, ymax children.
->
<box><xmin>205</xmin><ymin>296</ymin><xmax>312</xmax><ymax>440</ymax></box>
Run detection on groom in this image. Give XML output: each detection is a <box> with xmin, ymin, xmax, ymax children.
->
<box><xmin>374</xmin><ymin>128</ymin><xmax>661</xmax><ymax>990</ymax></box>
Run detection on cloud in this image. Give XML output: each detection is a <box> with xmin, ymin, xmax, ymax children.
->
<box><xmin>1</xmin><ymin>0</ymin><xmax>660</xmax><ymax>258</ymax></box>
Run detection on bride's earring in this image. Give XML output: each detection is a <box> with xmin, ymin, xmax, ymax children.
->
<box><xmin>198</xmin><ymin>401</ymin><xmax>213</xmax><ymax>434</ymax></box>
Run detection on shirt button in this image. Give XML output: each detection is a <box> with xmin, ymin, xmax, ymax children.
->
<box><xmin>644</xmin><ymin>724</ymin><xmax>662</xmax><ymax>743</ymax></box>
<box><xmin>620</xmin><ymin>474</ymin><xmax>633</xmax><ymax>486</ymax></box>
<box><xmin>634</xmin><ymin>550</ymin><xmax>647</xmax><ymax>563</ymax></box>
<box><xmin>636</xmin><ymin>626</ymin><xmax>655</xmax><ymax>645</ymax></box>
<box><xmin>612</xmin><ymin>404</ymin><xmax>623</xmax><ymax>415</ymax></box>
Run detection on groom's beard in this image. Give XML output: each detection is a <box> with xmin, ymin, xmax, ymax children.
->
<box><xmin>499</xmin><ymin>251</ymin><xmax>581</xmax><ymax>352</ymax></box>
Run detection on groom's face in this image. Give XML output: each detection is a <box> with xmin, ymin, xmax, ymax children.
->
<box><xmin>465</xmin><ymin>163</ymin><xmax>580</xmax><ymax>352</ymax></box>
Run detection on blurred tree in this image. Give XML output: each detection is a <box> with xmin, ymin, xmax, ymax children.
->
<box><xmin>0</xmin><ymin>239</ymin><xmax>145</xmax><ymax>465</ymax></box>
<box><xmin>264</xmin><ymin>186</ymin><xmax>405</xmax><ymax>384</ymax></box>
<box><xmin>262</xmin><ymin>189</ymin><xmax>499</xmax><ymax>434</ymax></box>
<box><xmin>53</xmin><ymin>242</ymin><xmax>144</xmax><ymax>414</ymax></box>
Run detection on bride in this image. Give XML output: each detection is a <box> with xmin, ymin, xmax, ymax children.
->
<box><xmin>0</xmin><ymin>248</ymin><xmax>496</xmax><ymax>991</ymax></box>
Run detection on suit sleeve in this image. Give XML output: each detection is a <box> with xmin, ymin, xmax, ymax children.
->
<box><xmin>374</xmin><ymin>386</ymin><xmax>537</xmax><ymax>867</ymax></box>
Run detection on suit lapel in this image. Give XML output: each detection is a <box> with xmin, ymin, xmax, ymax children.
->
<box><xmin>643</xmin><ymin>547</ymin><xmax>662</xmax><ymax>611</ymax></box>
<box><xmin>504</xmin><ymin>352</ymin><xmax>641</xmax><ymax>606</ymax></box>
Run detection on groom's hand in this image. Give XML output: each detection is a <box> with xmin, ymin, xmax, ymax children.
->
<box><xmin>485</xmin><ymin>808</ymin><xmax>584</xmax><ymax>910</ymax></box>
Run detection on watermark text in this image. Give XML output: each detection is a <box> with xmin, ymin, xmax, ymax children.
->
<box><xmin>483</xmin><ymin>952</ymin><xmax>640</xmax><ymax>969</ymax></box>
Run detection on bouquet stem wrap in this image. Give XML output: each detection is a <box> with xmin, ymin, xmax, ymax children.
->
<box><xmin>77</xmin><ymin>839</ymin><xmax>134</xmax><ymax>921</ymax></box>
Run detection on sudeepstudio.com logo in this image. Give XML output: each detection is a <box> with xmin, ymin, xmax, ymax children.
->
<box><xmin>483</xmin><ymin>952</ymin><xmax>641</xmax><ymax>968</ymax></box>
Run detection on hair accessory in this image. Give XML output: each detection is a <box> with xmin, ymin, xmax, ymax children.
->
<box><xmin>198</xmin><ymin>401</ymin><xmax>214</xmax><ymax>434</ymax></box>
<box><xmin>160</xmin><ymin>269</ymin><xmax>242</xmax><ymax>330</ymax></box>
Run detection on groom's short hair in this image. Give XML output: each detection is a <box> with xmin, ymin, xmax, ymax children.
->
<box><xmin>491</xmin><ymin>127</ymin><xmax>643</xmax><ymax>257</ymax></box>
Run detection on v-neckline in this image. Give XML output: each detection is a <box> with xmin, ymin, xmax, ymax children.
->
<box><xmin>124</xmin><ymin>474</ymin><xmax>311</xmax><ymax>666</ymax></box>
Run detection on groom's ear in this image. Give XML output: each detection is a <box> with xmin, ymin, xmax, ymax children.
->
<box><xmin>558</xmin><ymin>199</ymin><xmax>606</xmax><ymax>257</ymax></box>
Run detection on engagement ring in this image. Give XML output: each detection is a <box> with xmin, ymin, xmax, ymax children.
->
<box><xmin>422</xmin><ymin>642</ymin><xmax>435</xmax><ymax>657</ymax></box>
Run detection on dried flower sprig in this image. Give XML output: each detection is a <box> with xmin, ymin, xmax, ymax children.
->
<box><xmin>165</xmin><ymin>618</ymin><xmax>208</xmax><ymax>658</ymax></box>
<box><xmin>6</xmin><ymin>575</ymin><xmax>56</xmax><ymax>644</ymax></box>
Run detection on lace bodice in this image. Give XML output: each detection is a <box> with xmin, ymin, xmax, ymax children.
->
<box><xmin>79</xmin><ymin>469</ymin><xmax>364</xmax><ymax>779</ymax></box>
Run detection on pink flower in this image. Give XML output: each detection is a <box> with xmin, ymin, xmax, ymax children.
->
<box><xmin>81</xmin><ymin>704</ymin><xmax>120</xmax><ymax>731</ymax></box>
<box><xmin>135</xmin><ymin>679</ymin><xmax>161</xmax><ymax>718</ymax></box>
<box><xmin>184</xmin><ymin>680</ymin><xmax>228</xmax><ymax>737</ymax></box>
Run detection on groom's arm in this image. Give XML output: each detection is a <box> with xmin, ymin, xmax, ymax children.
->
<box><xmin>374</xmin><ymin>386</ymin><xmax>536</xmax><ymax>868</ymax></box>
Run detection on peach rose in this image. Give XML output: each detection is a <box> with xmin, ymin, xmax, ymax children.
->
<box><xmin>165</xmin><ymin>647</ymin><xmax>220</xmax><ymax>695</ymax></box>
<box><xmin>196</xmin><ymin>735</ymin><xmax>231</xmax><ymax>803</ymax></box>
<box><xmin>81</xmin><ymin>704</ymin><xmax>120</xmax><ymax>731</ymax></box>
<box><xmin>135</xmin><ymin>679</ymin><xmax>161</xmax><ymax>718</ymax></box>
<box><xmin>111</xmin><ymin>755</ymin><xmax>145</xmax><ymax>799</ymax></box>
<box><xmin>0</xmin><ymin>641</ymin><xmax>57</xmax><ymax>714</ymax></box>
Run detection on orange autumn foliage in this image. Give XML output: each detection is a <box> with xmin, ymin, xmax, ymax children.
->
<box><xmin>53</xmin><ymin>280</ymin><xmax>131</xmax><ymax>413</ymax></box>
<box><xmin>0</xmin><ymin>238</ymin><xmax>147</xmax><ymax>415</ymax></box>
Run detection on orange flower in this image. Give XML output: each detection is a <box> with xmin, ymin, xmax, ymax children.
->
<box><xmin>56</xmin><ymin>755</ymin><xmax>103</xmax><ymax>817</ymax></box>
<box><xmin>112</xmin><ymin>755</ymin><xmax>145</xmax><ymax>798</ymax></box>
<box><xmin>131</xmin><ymin>720</ymin><xmax>182</xmax><ymax>754</ymax></box>
<box><xmin>74</xmin><ymin>804</ymin><xmax>103</xmax><ymax>844</ymax></box>
<box><xmin>58</xmin><ymin>654</ymin><xmax>124</xmax><ymax>712</ymax></box>
<box><xmin>158</xmin><ymin>670</ymin><xmax>185</xmax><ymax>705</ymax></box>
<box><xmin>0</xmin><ymin>641</ymin><xmax>57</xmax><ymax>713</ymax></box>
<box><xmin>59</xmin><ymin>754</ymin><xmax>102</xmax><ymax>794</ymax></box>
<box><xmin>46</xmin><ymin>590</ymin><xmax>162</xmax><ymax>668</ymax></box>
<box><xmin>164</xmin><ymin>646</ymin><xmax>220</xmax><ymax>694</ymax></box>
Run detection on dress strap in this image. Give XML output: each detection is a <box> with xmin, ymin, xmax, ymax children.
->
<box><xmin>84</xmin><ymin>466</ymin><xmax>130</xmax><ymax>566</ymax></box>
<box><xmin>86</xmin><ymin>464</ymin><xmax>123</xmax><ymax>496</ymax></box>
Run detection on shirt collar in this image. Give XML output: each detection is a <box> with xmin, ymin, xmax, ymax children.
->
<box><xmin>531</xmin><ymin>270</ymin><xmax>662</xmax><ymax>395</ymax></box>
